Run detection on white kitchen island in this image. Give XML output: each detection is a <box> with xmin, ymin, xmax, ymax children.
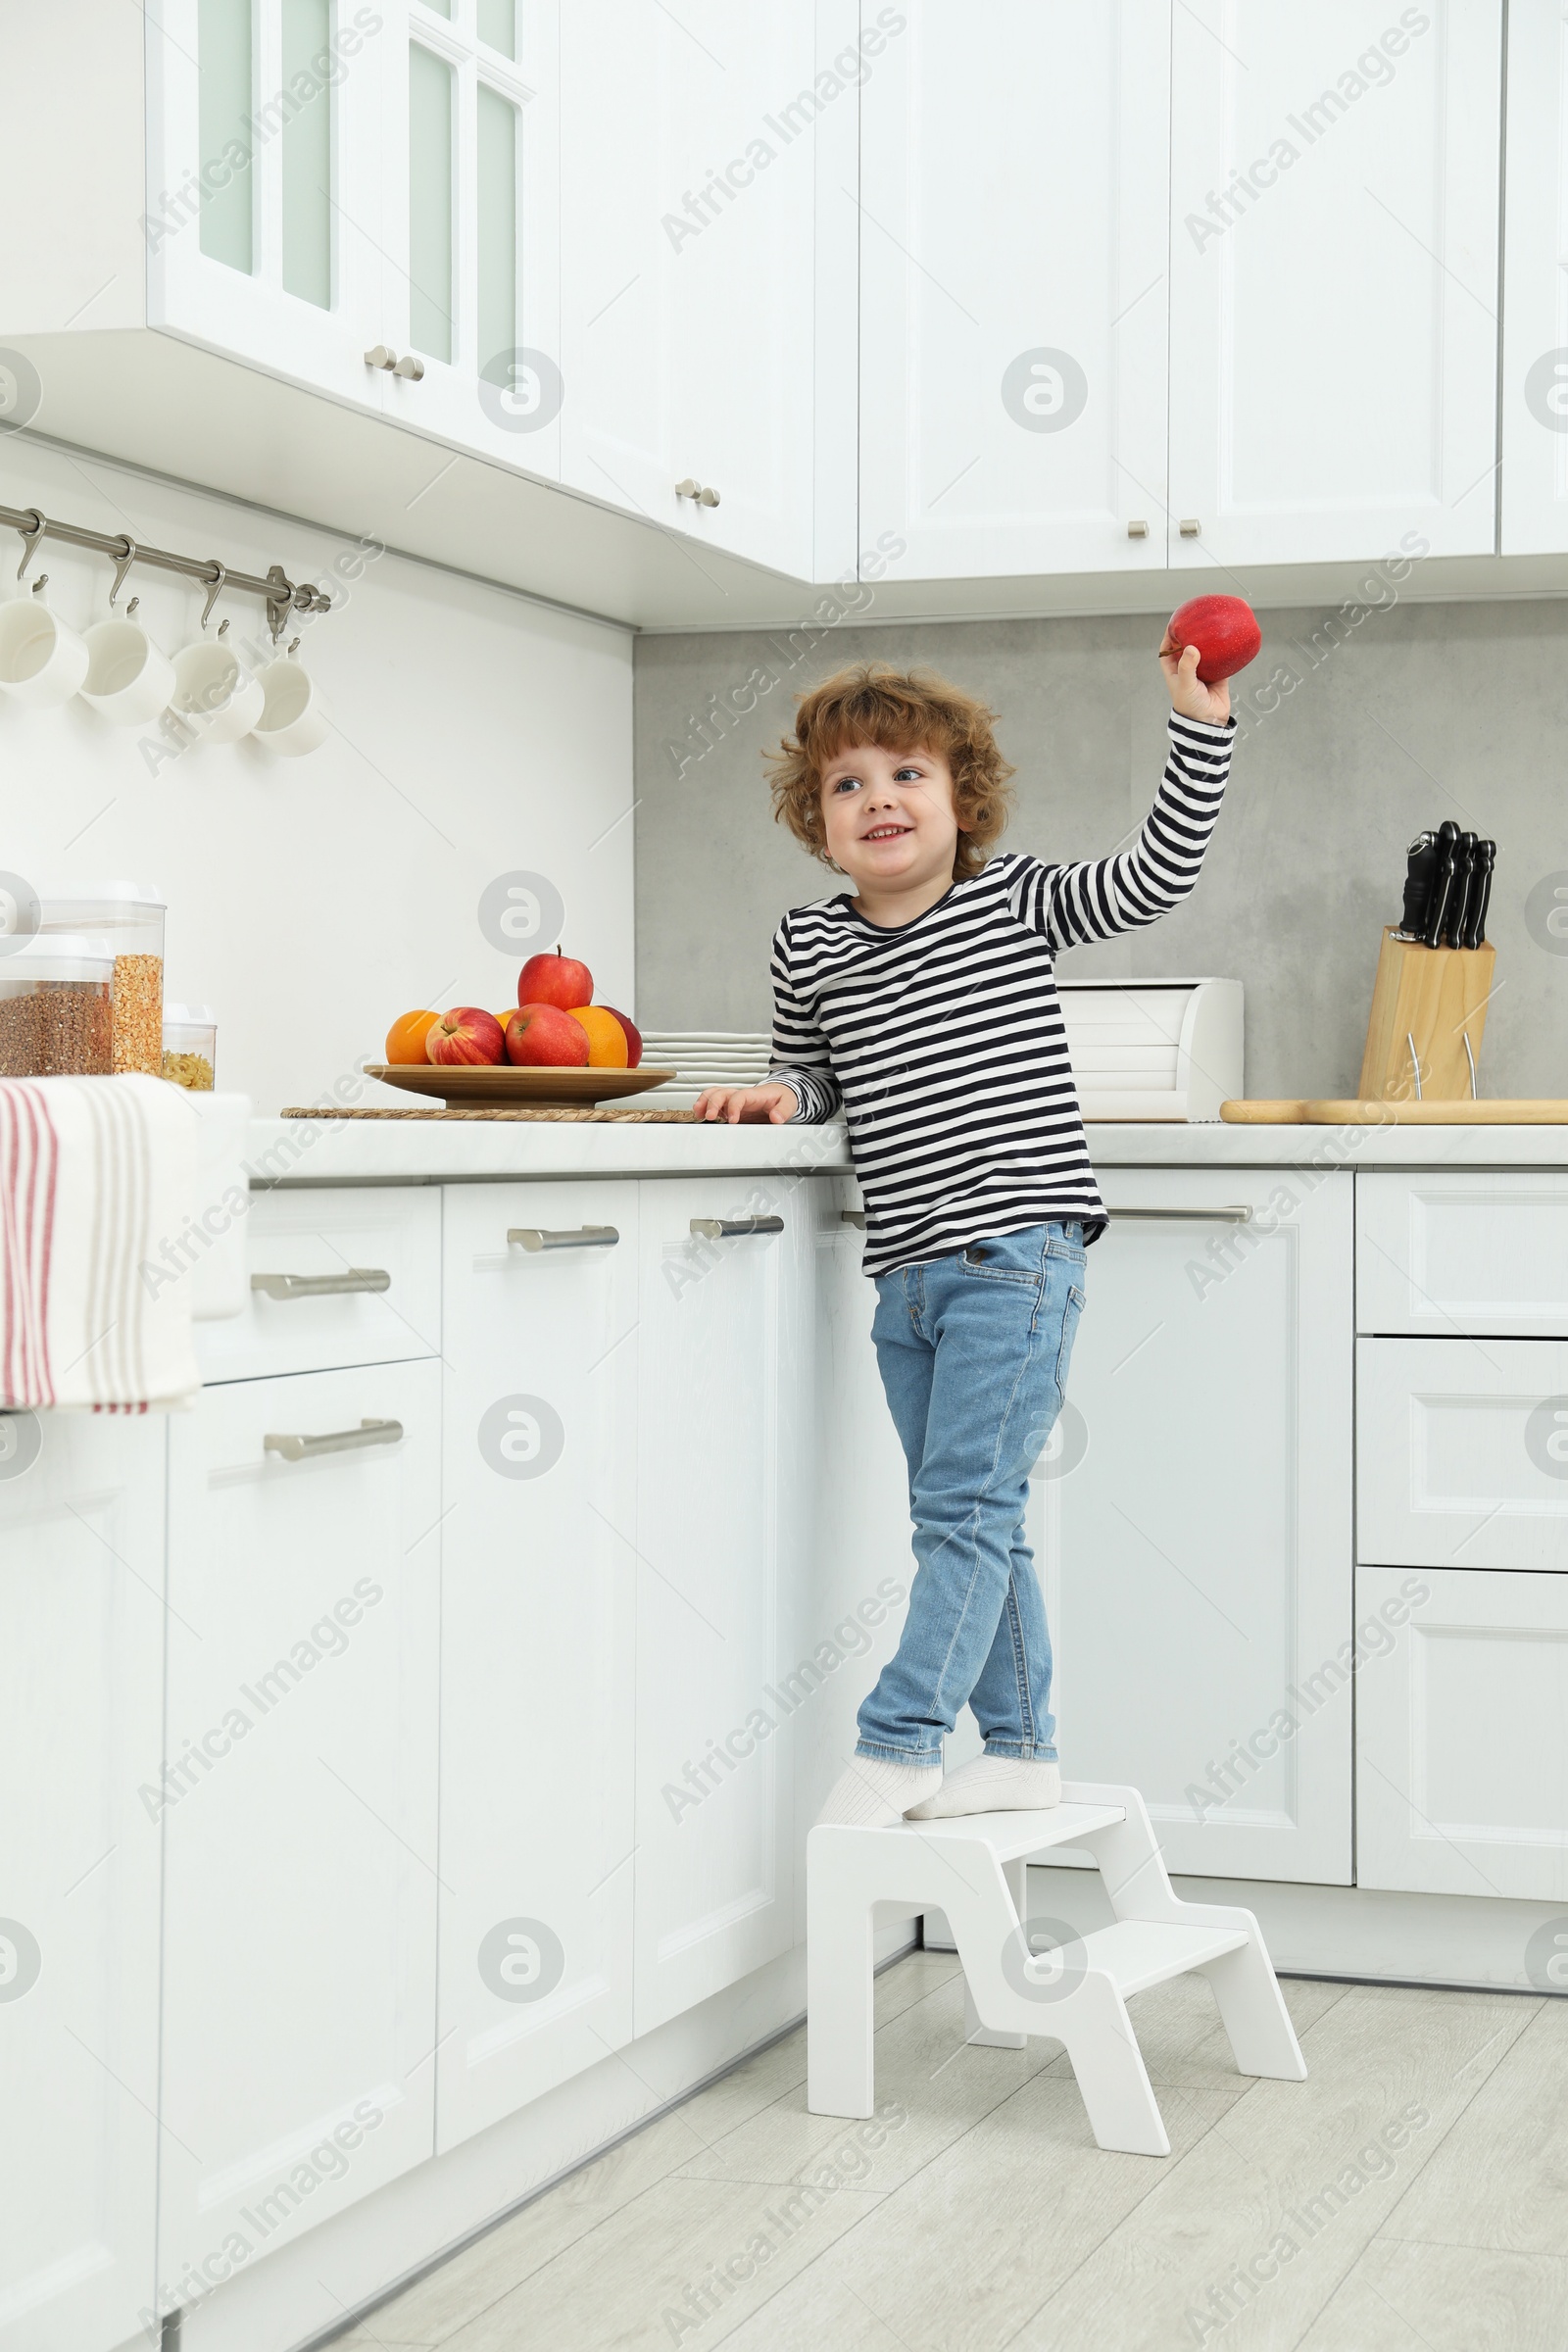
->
<box><xmin>6</xmin><ymin>1115</ymin><xmax>1567</xmax><ymax>2352</ymax></box>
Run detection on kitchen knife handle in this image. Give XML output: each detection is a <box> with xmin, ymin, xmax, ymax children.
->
<box><xmin>1398</xmin><ymin>832</ymin><xmax>1437</xmax><ymax>938</ymax></box>
<box><xmin>1446</xmin><ymin>832</ymin><xmax>1478</xmax><ymax>950</ymax></box>
<box><xmin>1423</xmin><ymin>822</ymin><xmax>1461</xmax><ymax>950</ymax></box>
<box><xmin>1468</xmin><ymin>840</ymin><xmax>1495</xmax><ymax>948</ymax></box>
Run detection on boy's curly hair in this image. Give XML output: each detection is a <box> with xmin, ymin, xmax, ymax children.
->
<box><xmin>765</xmin><ymin>662</ymin><xmax>1015</xmax><ymax>882</ymax></box>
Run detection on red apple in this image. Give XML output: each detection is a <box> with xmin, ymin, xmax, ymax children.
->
<box><xmin>518</xmin><ymin>951</ymin><xmax>593</xmax><ymax>1011</ymax></box>
<box><xmin>1167</xmin><ymin>594</ymin><xmax>1261</xmax><ymax>685</ymax></box>
<box><xmin>601</xmin><ymin>1005</ymin><xmax>642</xmax><ymax>1067</ymax></box>
<box><xmin>427</xmin><ymin>1007</ymin><xmax>507</xmax><ymax>1066</ymax></box>
<box><xmin>506</xmin><ymin>1002</ymin><xmax>591</xmax><ymax>1067</ymax></box>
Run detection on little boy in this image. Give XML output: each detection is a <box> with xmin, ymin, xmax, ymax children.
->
<box><xmin>694</xmin><ymin>634</ymin><xmax>1233</xmax><ymax>1827</ymax></box>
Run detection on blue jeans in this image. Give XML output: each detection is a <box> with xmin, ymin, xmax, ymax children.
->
<box><xmin>856</xmin><ymin>1221</ymin><xmax>1087</xmax><ymax>1765</ymax></box>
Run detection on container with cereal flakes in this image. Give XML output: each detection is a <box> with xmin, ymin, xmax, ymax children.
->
<box><xmin>37</xmin><ymin>882</ymin><xmax>166</xmax><ymax>1075</ymax></box>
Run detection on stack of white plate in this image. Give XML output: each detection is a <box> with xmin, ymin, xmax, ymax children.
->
<box><xmin>637</xmin><ymin>1030</ymin><xmax>772</xmax><ymax>1105</ymax></box>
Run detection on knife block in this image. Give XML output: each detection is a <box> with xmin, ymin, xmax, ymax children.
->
<box><xmin>1356</xmin><ymin>928</ymin><xmax>1496</xmax><ymax>1102</ymax></box>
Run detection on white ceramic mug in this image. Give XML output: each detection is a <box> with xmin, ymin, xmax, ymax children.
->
<box><xmin>252</xmin><ymin>643</ymin><xmax>329</xmax><ymax>757</ymax></box>
<box><xmin>78</xmin><ymin>600</ymin><xmax>176</xmax><ymax>727</ymax></box>
<box><xmin>171</xmin><ymin>625</ymin><xmax>265</xmax><ymax>747</ymax></box>
<box><xmin>0</xmin><ymin>579</ymin><xmax>89</xmax><ymax>708</ymax></box>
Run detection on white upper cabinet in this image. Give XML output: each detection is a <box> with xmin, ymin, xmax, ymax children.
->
<box><xmin>147</xmin><ymin>0</ymin><xmax>391</xmax><ymax>413</ymax></box>
<box><xmin>559</xmin><ymin>0</ymin><xmax>848</xmax><ymax>576</ymax></box>
<box><xmin>147</xmin><ymin>0</ymin><xmax>561</xmax><ymax>475</ymax></box>
<box><xmin>858</xmin><ymin>0</ymin><xmax>1172</xmax><ymax>579</ymax></box>
<box><xmin>1501</xmin><ymin>0</ymin><xmax>1568</xmax><ymax>552</ymax></box>
<box><xmin>378</xmin><ymin>0</ymin><xmax>562</xmax><ymax>474</ymax></box>
<box><xmin>1168</xmin><ymin>1</ymin><xmax>1502</xmax><ymax>568</ymax></box>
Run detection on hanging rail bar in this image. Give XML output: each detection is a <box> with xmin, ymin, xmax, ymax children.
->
<box><xmin>0</xmin><ymin>504</ymin><xmax>332</xmax><ymax>639</ymax></box>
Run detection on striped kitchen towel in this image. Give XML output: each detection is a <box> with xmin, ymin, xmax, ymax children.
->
<box><xmin>0</xmin><ymin>1074</ymin><xmax>200</xmax><ymax>1411</ymax></box>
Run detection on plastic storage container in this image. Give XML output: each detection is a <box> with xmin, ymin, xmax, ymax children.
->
<box><xmin>162</xmin><ymin>1003</ymin><xmax>217</xmax><ymax>1091</ymax></box>
<box><xmin>0</xmin><ymin>935</ymin><xmax>114</xmax><ymax>1075</ymax></box>
<box><xmin>37</xmin><ymin>882</ymin><xmax>166</xmax><ymax>1075</ymax></box>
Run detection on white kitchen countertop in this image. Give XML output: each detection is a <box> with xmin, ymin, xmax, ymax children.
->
<box><xmin>244</xmin><ymin>1113</ymin><xmax>1568</xmax><ymax>1186</ymax></box>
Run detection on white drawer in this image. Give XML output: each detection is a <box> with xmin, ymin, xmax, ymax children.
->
<box><xmin>1356</xmin><ymin>1565</ymin><xmax>1568</xmax><ymax>1905</ymax></box>
<box><xmin>195</xmin><ymin>1186</ymin><xmax>441</xmax><ymax>1383</ymax></box>
<box><xmin>1357</xmin><ymin>1336</ymin><xmax>1568</xmax><ymax>1573</ymax></box>
<box><xmin>1357</xmin><ymin>1172</ymin><xmax>1568</xmax><ymax>1337</ymax></box>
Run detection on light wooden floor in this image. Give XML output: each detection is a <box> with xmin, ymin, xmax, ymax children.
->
<box><xmin>327</xmin><ymin>1951</ymin><xmax>1568</xmax><ymax>2352</ymax></box>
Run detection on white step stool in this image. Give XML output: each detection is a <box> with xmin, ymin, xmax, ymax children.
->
<box><xmin>808</xmin><ymin>1781</ymin><xmax>1305</xmax><ymax>2157</ymax></box>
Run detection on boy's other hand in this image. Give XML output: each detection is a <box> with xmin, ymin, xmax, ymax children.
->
<box><xmin>1158</xmin><ymin>629</ymin><xmax>1232</xmax><ymax>727</ymax></box>
<box><xmin>692</xmin><ymin>1082</ymin><xmax>800</xmax><ymax>1125</ymax></box>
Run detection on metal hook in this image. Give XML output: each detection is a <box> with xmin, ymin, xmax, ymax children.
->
<box><xmin>125</xmin><ymin>596</ymin><xmax>140</xmax><ymax>620</ymax></box>
<box><xmin>200</xmin><ymin>561</ymin><xmax>225</xmax><ymax>632</ymax></box>
<box><xmin>288</xmin><ymin>636</ymin><xmax>301</xmax><ymax>658</ymax></box>
<box><xmin>217</xmin><ymin>617</ymin><xmax>230</xmax><ymax>640</ymax></box>
<box><xmin>110</xmin><ymin>535</ymin><xmax>137</xmax><ymax>608</ymax></box>
<box><xmin>15</xmin><ymin>510</ymin><xmax>45</xmax><ymax>582</ymax></box>
<box><xmin>30</xmin><ymin>573</ymin><xmax>47</xmax><ymax>598</ymax></box>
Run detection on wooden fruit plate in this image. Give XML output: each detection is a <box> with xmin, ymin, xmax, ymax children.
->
<box><xmin>366</xmin><ymin>1064</ymin><xmax>677</xmax><ymax>1109</ymax></box>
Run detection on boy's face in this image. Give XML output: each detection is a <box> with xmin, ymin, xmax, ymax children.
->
<box><xmin>818</xmin><ymin>740</ymin><xmax>962</xmax><ymax>894</ymax></box>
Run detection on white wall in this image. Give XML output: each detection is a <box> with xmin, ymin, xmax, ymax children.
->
<box><xmin>0</xmin><ymin>443</ymin><xmax>634</xmax><ymax>1113</ymax></box>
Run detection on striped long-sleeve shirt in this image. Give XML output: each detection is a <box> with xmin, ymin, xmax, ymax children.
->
<box><xmin>769</xmin><ymin>710</ymin><xmax>1235</xmax><ymax>1276</ymax></box>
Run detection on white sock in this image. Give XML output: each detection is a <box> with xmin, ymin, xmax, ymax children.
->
<box><xmin>814</xmin><ymin>1755</ymin><xmax>943</xmax><ymax>1829</ymax></box>
<box><xmin>906</xmin><ymin>1754</ymin><xmax>1061</xmax><ymax>1820</ymax></box>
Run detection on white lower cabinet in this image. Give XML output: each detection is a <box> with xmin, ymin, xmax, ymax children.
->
<box><xmin>1036</xmin><ymin>1170</ymin><xmax>1354</xmax><ymax>1884</ymax></box>
<box><xmin>794</xmin><ymin>1179</ymin><xmax>913</xmax><ymax>1872</ymax></box>
<box><xmin>0</xmin><ymin>1416</ymin><xmax>165</xmax><ymax>2352</ymax></box>
<box><xmin>1357</xmin><ymin>1565</ymin><xmax>1568</xmax><ymax>1904</ymax></box>
<box><xmin>436</xmin><ymin>1182</ymin><xmax>637</xmax><ymax>2153</ymax></box>
<box><xmin>1357</xmin><ymin>1337</ymin><xmax>1568</xmax><ymax>1573</ymax></box>
<box><xmin>632</xmin><ymin>1176</ymin><xmax>813</xmax><ymax>2034</ymax></box>
<box><xmin>158</xmin><ymin>1361</ymin><xmax>441</xmax><ymax>2287</ymax></box>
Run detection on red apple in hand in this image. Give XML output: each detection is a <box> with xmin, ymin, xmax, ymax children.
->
<box><xmin>427</xmin><ymin>1007</ymin><xmax>507</xmax><ymax>1065</ymax></box>
<box><xmin>601</xmin><ymin>1006</ymin><xmax>642</xmax><ymax>1067</ymax></box>
<box><xmin>506</xmin><ymin>1003</ymin><xmax>590</xmax><ymax>1067</ymax></box>
<box><xmin>1167</xmin><ymin>594</ymin><xmax>1261</xmax><ymax>685</ymax></box>
<box><xmin>518</xmin><ymin>950</ymin><xmax>593</xmax><ymax>1011</ymax></box>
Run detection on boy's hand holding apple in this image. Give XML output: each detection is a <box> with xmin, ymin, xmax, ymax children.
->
<box><xmin>1158</xmin><ymin>631</ymin><xmax>1232</xmax><ymax>727</ymax></box>
<box><xmin>693</xmin><ymin>1082</ymin><xmax>800</xmax><ymax>1125</ymax></box>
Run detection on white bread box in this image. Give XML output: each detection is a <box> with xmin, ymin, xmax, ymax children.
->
<box><xmin>1057</xmin><ymin>977</ymin><xmax>1243</xmax><ymax>1121</ymax></box>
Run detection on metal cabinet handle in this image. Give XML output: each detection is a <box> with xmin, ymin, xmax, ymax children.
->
<box><xmin>1127</xmin><ymin>518</ymin><xmax>1149</xmax><ymax>539</ymax></box>
<box><xmin>1107</xmin><ymin>1206</ymin><xmax>1253</xmax><ymax>1223</ymax></box>
<box><xmin>690</xmin><ymin>1215</ymin><xmax>784</xmax><ymax>1240</ymax></box>
<box><xmin>675</xmin><ymin>478</ymin><xmax>720</xmax><ymax>508</ymax></box>
<box><xmin>252</xmin><ymin>1268</ymin><xmax>391</xmax><ymax>1299</ymax></box>
<box><xmin>508</xmin><ymin>1225</ymin><xmax>619</xmax><ymax>1251</ymax></box>
<box><xmin>364</xmin><ymin>344</ymin><xmax>396</xmax><ymax>369</ymax></box>
<box><xmin>840</xmin><ymin>1209</ymin><xmax>866</xmax><ymax>1229</ymax></box>
<box><xmin>392</xmin><ymin>354</ymin><xmax>425</xmax><ymax>381</ymax></box>
<box><xmin>265</xmin><ymin>1418</ymin><xmax>403</xmax><ymax>1462</ymax></box>
<box><xmin>1179</xmin><ymin>517</ymin><xmax>1201</xmax><ymax>538</ymax></box>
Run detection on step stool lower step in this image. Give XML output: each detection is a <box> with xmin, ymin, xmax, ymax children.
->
<box><xmin>808</xmin><ymin>1781</ymin><xmax>1306</xmax><ymax>2157</ymax></box>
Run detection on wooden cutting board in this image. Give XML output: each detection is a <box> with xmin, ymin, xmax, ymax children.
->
<box><xmin>1221</xmin><ymin>1099</ymin><xmax>1568</xmax><ymax>1124</ymax></box>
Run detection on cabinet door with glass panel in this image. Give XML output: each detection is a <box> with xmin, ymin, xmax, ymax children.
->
<box><xmin>147</xmin><ymin>0</ymin><xmax>560</xmax><ymax>472</ymax></box>
<box><xmin>378</xmin><ymin>0</ymin><xmax>562</xmax><ymax>474</ymax></box>
<box><xmin>147</xmin><ymin>0</ymin><xmax>390</xmax><ymax>411</ymax></box>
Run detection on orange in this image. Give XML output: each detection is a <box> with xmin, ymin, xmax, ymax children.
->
<box><xmin>567</xmin><ymin>1004</ymin><xmax>630</xmax><ymax>1068</ymax></box>
<box><xmin>385</xmin><ymin>1008</ymin><xmax>440</xmax><ymax>1064</ymax></box>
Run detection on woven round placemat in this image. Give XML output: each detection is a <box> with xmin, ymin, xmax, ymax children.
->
<box><xmin>279</xmin><ymin>1104</ymin><xmax>698</xmax><ymax>1123</ymax></box>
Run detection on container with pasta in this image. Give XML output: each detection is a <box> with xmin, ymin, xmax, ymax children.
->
<box><xmin>162</xmin><ymin>1003</ymin><xmax>217</xmax><ymax>1091</ymax></box>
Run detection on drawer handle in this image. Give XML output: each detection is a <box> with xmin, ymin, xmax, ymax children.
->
<box><xmin>508</xmin><ymin>1225</ymin><xmax>619</xmax><ymax>1251</ymax></box>
<box><xmin>1108</xmin><ymin>1206</ymin><xmax>1253</xmax><ymax>1223</ymax></box>
<box><xmin>841</xmin><ymin>1209</ymin><xmax>866</xmax><ymax>1229</ymax></box>
<box><xmin>265</xmin><ymin>1418</ymin><xmax>403</xmax><ymax>1462</ymax></box>
<box><xmin>690</xmin><ymin>1215</ymin><xmax>784</xmax><ymax>1240</ymax></box>
<box><xmin>251</xmin><ymin>1268</ymin><xmax>392</xmax><ymax>1299</ymax></box>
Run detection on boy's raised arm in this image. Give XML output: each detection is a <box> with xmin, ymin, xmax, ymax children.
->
<box><xmin>1009</xmin><ymin>635</ymin><xmax>1235</xmax><ymax>953</ymax></box>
